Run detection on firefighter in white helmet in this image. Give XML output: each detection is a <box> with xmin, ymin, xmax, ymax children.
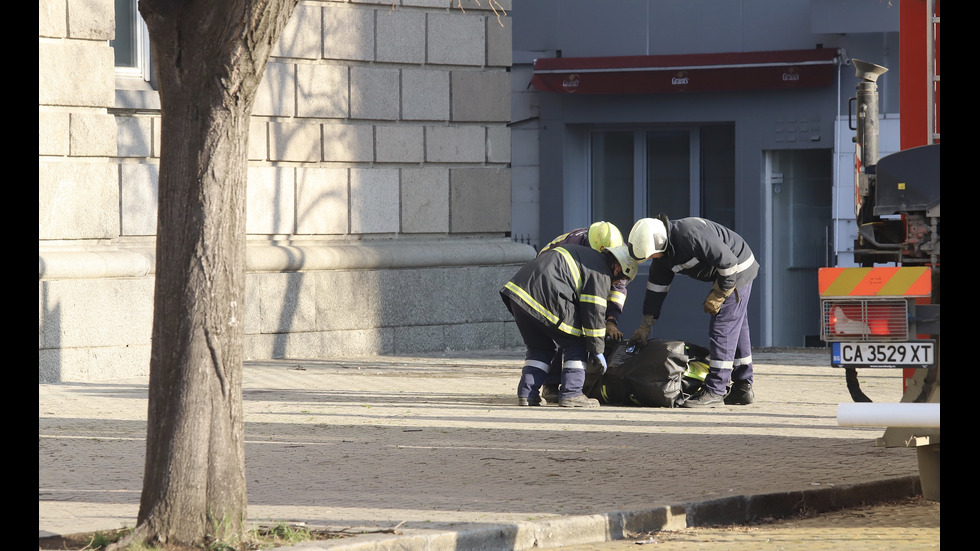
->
<box><xmin>627</xmin><ymin>217</ymin><xmax>669</xmax><ymax>260</ymax></box>
<box><xmin>627</xmin><ymin>214</ymin><xmax>759</xmax><ymax>408</ymax></box>
<box><xmin>501</xmin><ymin>242</ymin><xmax>637</xmax><ymax>407</ymax></box>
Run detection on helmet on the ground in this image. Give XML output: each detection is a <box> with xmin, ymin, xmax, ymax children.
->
<box><xmin>587</xmin><ymin>221</ymin><xmax>623</xmax><ymax>251</ymax></box>
<box><xmin>605</xmin><ymin>244</ymin><xmax>639</xmax><ymax>281</ymax></box>
<box><xmin>628</xmin><ymin>217</ymin><xmax>668</xmax><ymax>259</ymax></box>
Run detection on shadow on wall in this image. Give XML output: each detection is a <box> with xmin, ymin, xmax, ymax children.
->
<box><xmin>39</xmin><ymin>277</ymin><xmax>61</xmax><ymax>383</ymax></box>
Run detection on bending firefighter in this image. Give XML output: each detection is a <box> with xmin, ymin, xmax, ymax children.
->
<box><xmin>536</xmin><ymin>222</ymin><xmax>630</xmax><ymax>403</ymax></box>
<box><xmin>500</xmin><ymin>242</ymin><xmax>638</xmax><ymax>407</ymax></box>
<box><xmin>628</xmin><ymin>215</ymin><xmax>759</xmax><ymax>407</ymax></box>
<box><xmin>539</xmin><ymin>222</ymin><xmax>630</xmax><ymax>339</ymax></box>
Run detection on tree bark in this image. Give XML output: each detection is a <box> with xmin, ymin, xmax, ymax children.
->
<box><xmin>130</xmin><ymin>0</ymin><xmax>297</xmax><ymax>546</ymax></box>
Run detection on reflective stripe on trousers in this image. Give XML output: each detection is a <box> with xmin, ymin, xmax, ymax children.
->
<box><xmin>706</xmin><ymin>281</ymin><xmax>753</xmax><ymax>395</ymax></box>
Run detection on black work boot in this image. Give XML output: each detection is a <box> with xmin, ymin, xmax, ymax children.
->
<box><xmin>681</xmin><ymin>390</ymin><xmax>725</xmax><ymax>408</ymax></box>
<box><xmin>558</xmin><ymin>393</ymin><xmax>600</xmax><ymax>408</ymax></box>
<box><xmin>724</xmin><ymin>380</ymin><xmax>755</xmax><ymax>405</ymax></box>
<box><xmin>518</xmin><ymin>395</ymin><xmax>542</xmax><ymax>406</ymax></box>
<box><xmin>540</xmin><ymin>384</ymin><xmax>560</xmax><ymax>404</ymax></box>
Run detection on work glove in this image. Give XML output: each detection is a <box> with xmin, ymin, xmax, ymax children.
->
<box><xmin>605</xmin><ymin>320</ymin><xmax>623</xmax><ymax>341</ymax></box>
<box><xmin>628</xmin><ymin>315</ymin><xmax>657</xmax><ymax>345</ymax></box>
<box><xmin>595</xmin><ymin>353</ymin><xmax>608</xmax><ymax>374</ymax></box>
<box><xmin>703</xmin><ymin>281</ymin><xmax>735</xmax><ymax>316</ymax></box>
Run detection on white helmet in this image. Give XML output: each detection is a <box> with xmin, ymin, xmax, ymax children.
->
<box><xmin>605</xmin><ymin>244</ymin><xmax>639</xmax><ymax>281</ymax></box>
<box><xmin>628</xmin><ymin>217</ymin><xmax>668</xmax><ymax>259</ymax></box>
<box><xmin>587</xmin><ymin>221</ymin><xmax>623</xmax><ymax>251</ymax></box>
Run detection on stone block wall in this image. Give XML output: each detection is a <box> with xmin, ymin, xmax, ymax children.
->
<box><xmin>39</xmin><ymin>0</ymin><xmax>117</xmax><ymax>241</ymax></box>
<box><xmin>39</xmin><ymin>0</ymin><xmax>531</xmax><ymax>383</ymax></box>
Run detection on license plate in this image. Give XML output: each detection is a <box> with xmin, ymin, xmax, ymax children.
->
<box><xmin>831</xmin><ymin>341</ymin><xmax>936</xmax><ymax>368</ymax></box>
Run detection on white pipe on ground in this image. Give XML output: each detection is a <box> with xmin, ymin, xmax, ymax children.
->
<box><xmin>837</xmin><ymin>403</ymin><xmax>940</xmax><ymax>428</ymax></box>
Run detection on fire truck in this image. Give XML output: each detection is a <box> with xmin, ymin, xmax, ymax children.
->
<box><xmin>818</xmin><ymin>0</ymin><xmax>939</xmax><ymax>500</ymax></box>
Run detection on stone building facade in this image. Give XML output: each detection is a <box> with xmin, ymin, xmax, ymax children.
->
<box><xmin>39</xmin><ymin>0</ymin><xmax>530</xmax><ymax>382</ymax></box>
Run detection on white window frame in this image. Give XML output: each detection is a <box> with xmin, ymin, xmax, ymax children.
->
<box><xmin>112</xmin><ymin>0</ymin><xmax>153</xmax><ymax>83</ymax></box>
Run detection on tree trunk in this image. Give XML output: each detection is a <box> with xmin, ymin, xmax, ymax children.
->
<box><xmin>131</xmin><ymin>1</ymin><xmax>297</xmax><ymax>546</ymax></box>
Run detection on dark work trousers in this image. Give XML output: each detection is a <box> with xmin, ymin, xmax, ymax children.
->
<box><xmin>705</xmin><ymin>281</ymin><xmax>753</xmax><ymax>396</ymax></box>
<box><xmin>510</xmin><ymin>298</ymin><xmax>589</xmax><ymax>400</ymax></box>
<box><xmin>542</xmin><ymin>356</ymin><xmax>563</xmax><ymax>389</ymax></box>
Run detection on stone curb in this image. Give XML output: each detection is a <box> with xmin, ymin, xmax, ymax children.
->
<box><xmin>271</xmin><ymin>476</ymin><xmax>921</xmax><ymax>550</ymax></box>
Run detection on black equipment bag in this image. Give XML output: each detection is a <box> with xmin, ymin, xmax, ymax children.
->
<box><xmin>585</xmin><ymin>339</ymin><xmax>710</xmax><ymax>408</ymax></box>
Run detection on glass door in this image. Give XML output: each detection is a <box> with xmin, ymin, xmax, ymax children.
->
<box><xmin>590</xmin><ymin>125</ymin><xmax>734</xmax><ymax>229</ymax></box>
<box><xmin>590</xmin><ymin>131</ymin><xmax>635</xmax><ymax>236</ymax></box>
<box><xmin>645</xmin><ymin>130</ymin><xmax>692</xmax><ymax>222</ymax></box>
<box><xmin>768</xmin><ymin>149</ymin><xmax>833</xmax><ymax>346</ymax></box>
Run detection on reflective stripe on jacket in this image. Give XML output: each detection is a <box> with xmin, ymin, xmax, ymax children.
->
<box><xmin>539</xmin><ymin>228</ymin><xmax>628</xmax><ymax>324</ymax></box>
<box><xmin>643</xmin><ymin>217</ymin><xmax>759</xmax><ymax>320</ymax></box>
<box><xmin>501</xmin><ymin>244</ymin><xmax>613</xmax><ymax>354</ymax></box>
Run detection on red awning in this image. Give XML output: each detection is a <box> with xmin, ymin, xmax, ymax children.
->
<box><xmin>531</xmin><ymin>49</ymin><xmax>840</xmax><ymax>95</ymax></box>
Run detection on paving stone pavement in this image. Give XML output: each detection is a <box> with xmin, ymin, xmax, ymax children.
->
<box><xmin>557</xmin><ymin>497</ymin><xmax>940</xmax><ymax>550</ymax></box>
<box><xmin>39</xmin><ymin>348</ymin><xmax>936</xmax><ymax>549</ymax></box>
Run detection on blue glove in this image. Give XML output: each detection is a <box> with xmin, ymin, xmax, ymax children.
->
<box><xmin>596</xmin><ymin>353</ymin><xmax>607</xmax><ymax>374</ymax></box>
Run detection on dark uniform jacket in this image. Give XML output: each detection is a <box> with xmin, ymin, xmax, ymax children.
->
<box><xmin>539</xmin><ymin>228</ymin><xmax>628</xmax><ymax>325</ymax></box>
<box><xmin>643</xmin><ymin>217</ymin><xmax>759</xmax><ymax>320</ymax></box>
<box><xmin>500</xmin><ymin>244</ymin><xmax>614</xmax><ymax>354</ymax></box>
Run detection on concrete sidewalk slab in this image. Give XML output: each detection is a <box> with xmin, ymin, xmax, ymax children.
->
<box><xmin>39</xmin><ymin>349</ymin><xmax>921</xmax><ymax>549</ymax></box>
